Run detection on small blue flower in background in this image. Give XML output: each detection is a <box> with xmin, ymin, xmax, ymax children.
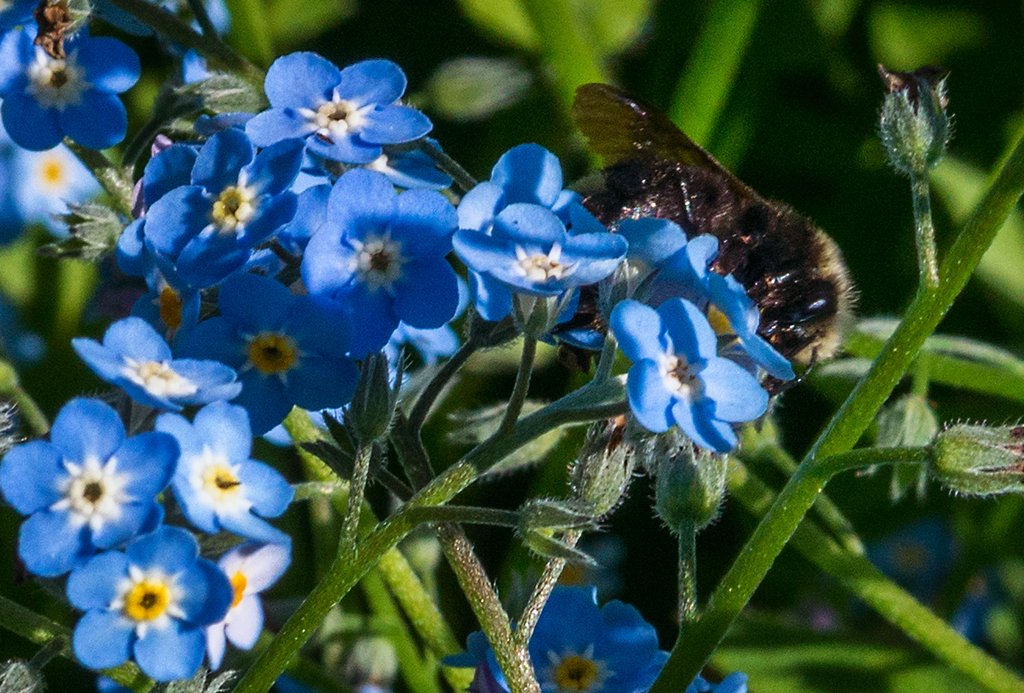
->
<box><xmin>141</xmin><ymin>129</ymin><xmax>303</xmax><ymax>287</ymax></box>
<box><xmin>156</xmin><ymin>401</ymin><xmax>294</xmax><ymax>544</ymax></box>
<box><xmin>179</xmin><ymin>273</ymin><xmax>360</xmax><ymax>434</ymax></box>
<box><xmin>205</xmin><ymin>541</ymin><xmax>292</xmax><ymax>668</ymax></box>
<box><xmin>456</xmin><ymin>143</ymin><xmax>606</xmax><ymax>321</ymax></box>
<box><xmin>448</xmin><ymin>586</ymin><xmax>667</xmax><ymax>693</ymax></box>
<box><xmin>689</xmin><ymin>673</ymin><xmax>748</xmax><ymax>693</ymax></box>
<box><xmin>0</xmin><ymin>27</ymin><xmax>140</xmax><ymax>150</ymax></box>
<box><xmin>610</xmin><ymin>298</ymin><xmax>768</xmax><ymax>452</ymax></box>
<box><xmin>72</xmin><ymin>316</ymin><xmax>242</xmax><ymax>411</ymax></box>
<box><xmin>66</xmin><ymin>525</ymin><xmax>233</xmax><ymax>681</ymax></box>
<box><xmin>301</xmin><ymin>168</ymin><xmax>461</xmax><ymax>356</ymax></box>
<box><xmin>246</xmin><ymin>53</ymin><xmax>432</xmax><ymax>164</ymax></box>
<box><xmin>130</xmin><ymin>259</ymin><xmax>201</xmax><ymax>344</ymax></box>
<box><xmin>0</xmin><ymin>398</ymin><xmax>176</xmax><ymax>577</ymax></box>
<box><xmin>867</xmin><ymin>517</ymin><xmax>957</xmax><ymax>604</ymax></box>
<box><xmin>362</xmin><ymin>141</ymin><xmax>451</xmax><ymax>190</ymax></box>
<box><xmin>0</xmin><ymin>0</ymin><xmax>34</xmax><ymax>30</ymax></box>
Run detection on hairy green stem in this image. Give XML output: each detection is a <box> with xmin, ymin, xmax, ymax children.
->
<box><xmin>911</xmin><ymin>171</ymin><xmax>940</xmax><ymax>289</ymax></box>
<box><xmin>677</xmin><ymin>522</ymin><xmax>698</xmax><ymax>633</ymax></box>
<box><xmin>0</xmin><ymin>360</ymin><xmax>49</xmax><ymax>435</ymax></box>
<box><xmin>405</xmin><ymin>505</ymin><xmax>520</xmax><ymax>527</ymax></box>
<box><xmin>64</xmin><ymin>142</ymin><xmax>134</xmax><ymax>219</ymax></box>
<box><xmin>515</xmin><ymin>529</ymin><xmax>581</xmax><ymax>646</ymax></box>
<box><xmin>0</xmin><ymin>595</ymin><xmax>151</xmax><ymax>692</ymax></box>
<box><xmin>408</xmin><ymin>335</ymin><xmax>479</xmax><ymax>431</ymax></box>
<box><xmin>340</xmin><ymin>444</ymin><xmax>374</xmax><ymax>555</ymax></box>
<box><xmin>99</xmin><ymin>0</ymin><xmax>264</xmax><ymax>84</ymax></box>
<box><xmin>437</xmin><ymin>523</ymin><xmax>538</xmax><ymax>693</ymax></box>
<box><xmin>652</xmin><ymin>124</ymin><xmax>1024</xmax><ymax>692</ymax></box>
<box><xmin>499</xmin><ymin>335</ymin><xmax>538</xmax><ymax>435</ymax></box>
<box><xmin>417</xmin><ymin>139</ymin><xmax>478</xmax><ymax>194</ymax></box>
<box><xmin>727</xmin><ymin>462</ymin><xmax>1024</xmax><ymax>693</ymax></box>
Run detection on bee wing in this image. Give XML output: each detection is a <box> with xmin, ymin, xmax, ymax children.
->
<box><xmin>572</xmin><ymin>83</ymin><xmax>759</xmax><ymax>202</ymax></box>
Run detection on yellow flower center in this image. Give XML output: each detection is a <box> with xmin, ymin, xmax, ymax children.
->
<box><xmin>159</xmin><ymin>286</ymin><xmax>184</xmax><ymax>332</ymax></box>
<box><xmin>40</xmin><ymin>157</ymin><xmax>64</xmax><ymax>187</ymax></box>
<box><xmin>553</xmin><ymin>656</ymin><xmax>600</xmax><ymax>693</ymax></box>
<box><xmin>211</xmin><ymin>185</ymin><xmax>257</xmax><ymax>233</ymax></box>
<box><xmin>247</xmin><ymin>332</ymin><xmax>298</xmax><ymax>375</ymax></box>
<box><xmin>202</xmin><ymin>464</ymin><xmax>243</xmax><ymax>501</ymax></box>
<box><xmin>123</xmin><ymin>581</ymin><xmax>171</xmax><ymax>622</ymax></box>
<box><xmin>706</xmin><ymin>305</ymin><xmax>734</xmax><ymax>336</ymax></box>
<box><xmin>231</xmin><ymin>572</ymin><xmax>247</xmax><ymax>608</ymax></box>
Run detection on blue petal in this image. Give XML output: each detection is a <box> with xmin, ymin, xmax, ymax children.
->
<box><xmin>134</xmin><ymin>620</ymin><xmax>205</xmax><ymax>682</ymax></box>
<box><xmin>67</xmin><ymin>551</ymin><xmax>130</xmax><ymax>609</ymax></box>
<box><xmin>391</xmin><ymin>189</ymin><xmax>456</xmax><ymax>258</ymax></box>
<box><xmin>264</xmin><ymin>52</ymin><xmax>340</xmax><ymax>109</ymax></box>
<box><xmin>113</xmin><ymin>431</ymin><xmax>178</xmax><ymax>498</ymax></box>
<box><xmin>457</xmin><ymin>181</ymin><xmax>504</xmax><ymax>232</ymax></box>
<box><xmin>1</xmin><ymin>94</ymin><xmax>62</xmax><ymax>151</ymax></box>
<box><xmin>18</xmin><ymin>510</ymin><xmax>91</xmax><ymax>576</ymax></box>
<box><xmin>61</xmin><ymin>91</ymin><xmax>128</xmax><ymax>150</ymax></box>
<box><xmin>170</xmin><ymin>359</ymin><xmax>242</xmax><ymax>404</ymax></box>
<box><xmin>626</xmin><ymin>361</ymin><xmax>673</xmax><ymax>433</ymax></box>
<box><xmin>657</xmin><ymin>298</ymin><xmax>717</xmax><ymax>363</ymax></box>
<box><xmin>126</xmin><ymin>526</ymin><xmax>199</xmax><ymax>574</ymax></box>
<box><xmin>287</xmin><ymin>296</ymin><xmax>352</xmax><ymax>358</ymax></box>
<box><xmin>559</xmin><ymin>232</ymin><xmax>627</xmax><ymax>284</ymax></box>
<box><xmin>306</xmin><ymin>134</ymin><xmax>381</xmax><ymax>164</ymax></box>
<box><xmin>116</xmin><ymin>218</ymin><xmax>149</xmax><ymax>276</ymax></box>
<box><xmin>620</xmin><ymin>217</ymin><xmax>688</xmax><ymax>266</ymax></box>
<box><xmin>218</xmin><ymin>272</ymin><xmax>293</xmax><ymax>330</ymax></box>
<box><xmin>610</xmin><ymin>300</ymin><xmax>665</xmax><ymax>363</ymax></box>
<box><xmin>103</xmin><ymin>316</ymin><xmax>172</xmax><ymax>362</ymax></box>
<box><xmin>325</xmin><ymin>168</ymin><xmax>398</xmax><ymax>227</ymax></box>
<box><xmin>335</xmin><ymin>59</ymin><xmax>406</xmax><ymax>106</ymax></box>
<box><xmin>191</xmin><ymin>129</ymin><xmax>254</xmax><ymax>193</ymax></box>
<box><xmin>142</xmin><ymin>145</ymin><xmax>198</xmax><ymax>208</ymax></box>
<box><xmin>0</xmin><ymin>441</ymin><xmax>63</xmax><ymax>514</ymax></box>
<box><xmin>176</xmin><ymin>557</ymin><xmax>233</xmax><ymax>625</ymax></box>
<box><xmin>76</xmin><ymin>37</ymin><xmax>140</xmax><ymax>93</ymax></box>
<box><xmin>193</xmin><ymin>401</ymin><xmax>252</xmax><ymax>463</ymax></box>
<box><xmin>358</xmin><ymin>105</ymin><xmax>432</xmax><ymax>145</ymax></box>
<box><xmin>237</xmin><ymin>461</ymin><xmax>294</xmax><ymax>517</ymax></box>
<box><xmin>219</xmin><ymin>510</ymin><xmax>292</xmax><ymax>545</ymax></box>
<box><xmin>341</xmin><ymin>285</ymin><xmax>399</xmax><ymax>357</ymax></box>
<box><xmin>394</xmin><ymin>259</ymin><xmax>460</xmax><ymax>329</ymax></box>
<box><xmin>286</xmin><ymin>354</ymin><xmax>359</xmax><ymax>412</ymax></box>
<box><xmin>233</xmin><ymin>372</ymin><xmax>293</xmax><ymax>436</ymax></box>
<box><xmin>175</xmin><ymin>318</ymin><xmax>245</xmax><ymax>368</ymax></box>
<box><xmin>700</xmin><ymin>358</ymin><xmax>769</xmax><ymax>423</ymax></box>
<box><xmin>491</xmin><ymin>203</ymin><xmax>566</xmax><ymax>247</ymax></box>
<box><xmin>244</xmin><ymin>108</ymin><xmax>316</xmax><ymax>148</ymax></box>
<box><xmin>246</xmin><ymin>137</ymin><xmax>304</xmax><ymax>196</ymax></box>
<box><xmin>490</xmin><ymin>144</ymin><xmax>564</xmax><ymax>208</ymax></box>
<box><xmin>89</xmin><ymin>502</ymin><xmax>156</xmax><ymax>550</ymax></box>
<box><xmin>468</xmin><ymin>271</ymin><xmax>512</xmax><ymax>322</ymax></box>
<box><xmin>175</xmin><ymin>232</ymin><xmax>253</xmax><ymax>288</ymax></box>
<box><xmin>143</xmin><ymin>186</ymin><xmax>212</xmax><ymax>258</ymax></box>
<box><xmin>530</xmin><ymin>587</ymin><xmax>600</xmax><ymax>658</ymax></box>
<box><xmin>673</xmin><ymin>398</ymin><xmax>737</xmax><ymax>453</ymax></box>
<box><xmin>50</xmin><ymin>398</ymin><xmax>125</xmax><ymax>464</ymax></box>
<box><xmin>73</xmin><ymin>609</ymin><xmax>135</xmax><ymax>670</ymax></box>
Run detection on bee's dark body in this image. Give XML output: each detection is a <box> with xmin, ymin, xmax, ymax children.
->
<box><xmin>572</xmin><ymin>84</ymin><xmax>853</xmax><ymax>365</ymax></box>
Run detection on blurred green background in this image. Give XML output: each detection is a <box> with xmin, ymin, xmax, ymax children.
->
<box><xmin>3</xmin><ymin>0</ymin><xmax>1024</xmax><ymax>691</ymax></box>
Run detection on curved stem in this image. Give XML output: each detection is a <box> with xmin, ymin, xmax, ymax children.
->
<box><xmin>0</xmin><ymin>360</ymin><xmax>49</xmax><ymax>435</ymax></box>
<box><xmin>499</xmin><ymin>335</ymin><xmax>538</xmax><ymax>435</ymax></box>
<box><xmin>416</xmin><ymin>139</ymin><xmax>478</xmax><ymax>194</ymax></box>
<box><xmin>515</xmin><ymin>529</ymin><xmax>581</xmax><ymax>646</ymax></box>
<box><xmin>64</xmin><ymin>142</ymin><xmax>134</xmax><ymax>219</ymax></box>
<box><xmin>408</xmin><ymin>337</ymin><xmax>479</xmax><ymax>431</ymax></box>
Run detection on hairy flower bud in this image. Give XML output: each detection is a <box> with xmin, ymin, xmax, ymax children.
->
<box><xmin>652</xmin><ymin>430</ymin><xmax>728</xmax><ymax>533</ymax></box>
<box><xmin>347</xmin><ymin>352</ymin><xmax>398</xmax><ymax>444</ymax></box>
<box><xmin>932</xmin><ymin>424</ymin><xmax>1024</xmax><ymax>497</ymax></box>
<box><xmin>878</xmin><ymin>64</ymin><xmax>951</xmax><ymax>174</ymax></box>
<box><xmin>569</xmin><ymin>416</ymin><xmax>637</xmax><ymax>519</ymax></box>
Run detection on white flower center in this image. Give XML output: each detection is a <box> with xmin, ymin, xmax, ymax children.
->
<box><xmin>300</xmin><ymin>96</ymin><xmax>373</xmax><ymax>142</ymax></box>
<box><xmin>541</xmin><ymin>645</ymin><xmax>612</xmax><ymax>693</ymax></box>
<box><xmin>110</xmin><ymin>565</ymin><xmax>186</xmax><ymax>638</ymax></box>
<box><xmin>26</xmin><ymin>48</ymin><xmax>90</xmax><ymax>111</ymax></box>
<box><xmin>50</xmin><ymin>455</ymin><xmax>131</xmax><ymax>531</ymax></box>
<box><xmin>211</xmin><ymin>182</ymin><xmax>258</xmax><ymax>234</ymax></box>
<box><xmin>189</xmin><ymin>445</ymin><xmax>252</xmax><ymax>516</ymax></box>
<box><xmin>350</xmin><ymin>232</ymin><xmax>407</xmax><ymax>292</ymax></box>
<box><xmin>121</xmin><ymin>358</ymin><xmax>199</xmax><ymax>398</ymax></box>
<box><xmin>514</xmin><ymin>244</ymin><xmax>576</xmax><ymax>283</ymax></box>
<box><xmin>659</xmin><ymin>352</ymin><xmax>703</xmax><ymax>399</ymax></box>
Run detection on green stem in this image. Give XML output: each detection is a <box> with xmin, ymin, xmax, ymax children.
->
<box><xmin>668</xmin><ymin>0</ymin><xmax>763</xmax><ymax>145</ymax></box>
<box><xmin>436</xmin><ymin>523</ymin><xmax>538</xmax><ymax>693</ymax></box>
<box><xmin>499</xmin><ymin>335</ymin><xmax>538</xmax><ymax>435</ymax></box>
<box><xmin>515</xmin><ymin>529</ymin><xmax>581</xmax><ymax>646</ymax></box>
<box><xmin>0</xmin><ymin>360</ymin><xmax>49</xmax><ymax>435</ymax></box>
<box><xmin>222</xmin><ymin>0</ymin><xmax>275</xmax><ymax>67</ymax></box>
<box><xmin>727</xmin><ymin>462</ymin><xmax>1024</xmax><ymax>693</ymax></box>
<box><xmin>677</xmin><ymin>522</ymin><xmax>698</xmax><ymax>633</ymax></box>
<box><xmin>408</xmin><ymin>335</ymin><xmax>479</xmax><ymax>431</ymax></box>
<box><xmin>651</xmin><ymin>121</ymin><xmax>1024</xmax><ymax>693</ymax></box>
<box><xmin>186</xmin><ymin>0</ymin><xmax>219</xmax><ymax>37</ymax></box>
<box><xmin>0</xmin><ymin>595</ymin><xmax>151</xmax><ymax>692</ymax></box>
<box><xmin>405</xmin><ymin>505</ymin><xmax>521</xmax><ymax>527</ymax></box>
<box><xmin>99</xmin><ymin>0</ymin><xmax>264</xmax><ymax>85</ymax></box>
<box><xmin>64</xmin><ymin>142</ymin><xmax>134</xmax><ymax>219</ymax></box>
<box><xmin>650</xmin><ymin>447</ymin><xmax>931</xmax><ymax>693</ymax></box>
<box><xmin>416</xmin><ymin>139</ymin><xmax>478</xmax><ymax>195</ymax></box>
<box><xmin>515</xmin><ymin>0</ymin><xmax>611</xmax><ymax>113</ymax></box>
<box><xmin>361</xmin><ymin>570</ymin><xmax>441</xmax><ymax>693</ymax></box>
<box><xmin>340</xmin><ymin>443</ymin><xmax>374</xmax><ymax>555</ymax></box>
<box><xmin>593</xmin><ymin>332</ymin><xmax>619</xmax><ymax>383</ymax></box>
<box><xmin>911</xmin><ymin>170</ymin><xmax>940</xmax><ymax>289</ymax></box>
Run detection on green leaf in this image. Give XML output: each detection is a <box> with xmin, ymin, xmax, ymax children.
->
<box><xmin>266</xmin><ymin>0</ymin><xmax>356</xmax><ymax>48</ymax></box>
<box><xmin>39</xmin><ymin>203</ymin><xmax>123</xmax><ymax>261</ymax></box>
<box><xmin>448</xmin><ymin>400</ymin><xmax>566</xmax><ymax>477</ymax></box>
<box><xmin>868</xmin><ymin>5</ymin><xmax>985</xmax><ymax>68</ymax></box>
<box><xmin>423</xmin><ymin>57</ymin><xmax>533</xmax><ymax>123</ymax></box>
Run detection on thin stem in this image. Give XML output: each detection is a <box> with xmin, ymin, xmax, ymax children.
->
<box><xmin>408</xmin><ymin>337</ymin><xmax>479</xmax><ymax>431</ymax></box>
<box><xmin>64</xmin><ymin>142</ymin><xmax>134</xmax><ymax>219</ymax></box>
<box><xmin>340</xmin><ymin>443</ymin><xmax>374</xmax><ymax>555</ymax></box>
<box><xmin>515</xmin><ymin>529</ymin><xmax>581</xmax><ymax>646</ymax></box>
<box><xmin>677</xmin><ymin>522</ymin><xmax>698</xmax><ymax>633</ymax></box>
<box><xmin>499</xmin><ymin>335</ymin><xmax>538</xmax><ymax>435</ymax></box>
<box><xmin>911</xmin><ymin>171</ymin><xmax>940</xmax><ymax>289</ymax></box>
<box><xmin>436</xmin><ymin>523</ymin><xmax>539</xmax><ymax>693</ymax></box>
<box><xmin>650</xmin><ymin>123</ymin><xmax>1024</xmax><ymax>693</ymax></box>
<box><xmin>405</xmin><ymin>505</ymin><xmax>521</xmax><ymax>527</ymax></box>
<box><xmin>728</xmin><ymin>462</ymin><xmax>1024</xmax><ymax>693</ymax></box>
<box><xmin>417</xmin><ymin>139</ymin><xmax>478</xmax><ymax>194</ymax></box>
<box><xmin>0</xmin><ymin>361</ymin><xmax>49</xmax><ymax>435</ymax></box>
<box><xmin>186</xmin><ymin>0</ymin><xmax>219</xmax><ymax>37</ymax></box>
<box><xmin>593</xmin><ymin>331</ymin><xmax>619</xmax><ymax>383</ymax></box>
<box><xmin>99</xmin><ymin>0</ymin><xmax>264</xmax><ymax>85</ymax></box>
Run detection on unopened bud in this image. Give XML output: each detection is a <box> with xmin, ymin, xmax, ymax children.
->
<box><xmin>347</xmin><ymin>352</ymin><xmax>398</xmax><ymax>444</ymax></box>
<box><xmin>569</xmin><ymin>416</ymin><xmax>637</xmax><ymax>518</ymax></box>
<box><xmin>878</xmin><ymin>64</ymin><xmax>951</xmax><ymax>174</ymax></box>
<box><xmin>516</xmin><ymin>498</ymin><xmax>597</xmax><ymax>565</ymax></box>
<box><xmin>932</xmin><ymin>424</ymin><xmax>1024</xmax><ymax>497</ymax></box>
<box><xmin>652</xmin><ymin>430</ymin><xmax>727</xmax><ymax>533</ymax></box>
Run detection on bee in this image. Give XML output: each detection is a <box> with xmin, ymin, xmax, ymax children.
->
<box><xmin>569</xmin><ymin>83</ymin><xmax>854</xmax><ymax>373</ymax></box>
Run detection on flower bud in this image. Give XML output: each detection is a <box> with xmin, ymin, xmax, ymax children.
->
<box><xmin>569</xmin><ymin>416</ymin><xmax>637</xmax><ymax>519</ymax></box>
<box><xmin>932</xmin><ymin>424</ymin><xmax>1024</xmax><ymax>497</ymax></box>
<box><xmin>516</xmin><ymin>498</ymin><xmax>598</xmax><ymax>565</ymax></box>
<box><xmin>878</xmin><ymin>64</ymin><xmax>951</xmax><ymax>174</ymax></box>
<box><xmin>652</xmin><ymin>429</ymin><xmax>728</xmax><ymax>533</ymax></box>
<box><xmin>347</xmin><ymin>351</ymin><xmax>398</xmax><ymax>444</ymax></box>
